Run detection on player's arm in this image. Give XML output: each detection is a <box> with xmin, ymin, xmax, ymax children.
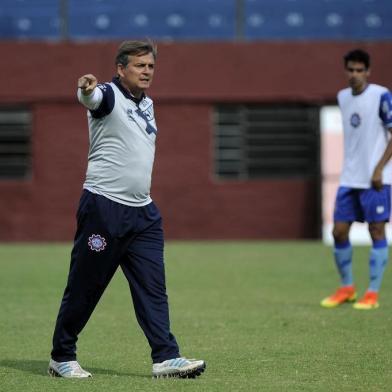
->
<box><xmin>77</xmin><ymin>74</ymin><xmax>103</xmax><ymax>110</ymax></box>
<box><xmin>371</xmin><ymin>91</ymin><xmax>392</xmax><ymax>190</ymax></box>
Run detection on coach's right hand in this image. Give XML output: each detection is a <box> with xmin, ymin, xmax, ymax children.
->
<box><xmin>78</xmin><ymin>74</ymin><xmax>98</xmax><ymax>96</ymax></box>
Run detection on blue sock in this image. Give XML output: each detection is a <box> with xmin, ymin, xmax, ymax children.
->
<box><xmin>333</xmin><ymin>240</ymin><xmax>353</xmax><ymax>286</ymax></box>
<box><xmin>369</xmin><ymin>239</ymin><xmax>389</xmax><ymax>292</ymax></box>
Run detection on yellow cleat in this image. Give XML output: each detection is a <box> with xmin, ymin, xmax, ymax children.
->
<box><xmin>353</xmin><ymin>291</ymin><xmax>379</xmax><ymax>310</ymax></box>
<box><xmin>320</xmin><ymin>286</ymin><xmax>357</xmax><ymax>308</ymax></box>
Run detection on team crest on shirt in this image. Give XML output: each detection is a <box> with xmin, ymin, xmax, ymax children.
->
<box><xmin>88</xmin><ymin>234</ymin><xmax>107</xmax><ymax>252</ymax></box>
<box><xmin>350</xmin><ymin>113</ymin><xmax>361</xmax><ymax>128</ymax></box>
<box><xmin>141</xmin><ymin>105</ymin><xmax>154</xmax><ymax>121</ymax></box>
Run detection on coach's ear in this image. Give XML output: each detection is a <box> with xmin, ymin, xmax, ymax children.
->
<box><xmin>117</xmin><ymin>63</ymin><xmax>126</xmax><ymax>78</ymax></box>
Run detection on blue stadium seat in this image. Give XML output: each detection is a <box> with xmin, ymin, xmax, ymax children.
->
<box><xmin>68</xmin><ymin>0</ymin><xmax>236</xmax><ymax>40</ymax></box>
<box><xmin>245</xmin><ymin>0</ymin><xmax>392</xmax><ymax>40</ymax></box>
<box><xmin>0</xmin><ymin>0</ymin><xmax>60</xmax><ymax>40</ymax></box>
<box><xmin>1</xmin><ymin>0</ymin><xmax>391</xmax><ymax>41</ymax></box>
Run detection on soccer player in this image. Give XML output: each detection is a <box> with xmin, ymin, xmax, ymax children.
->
<box><xmin>321</xmin><ymin>49</ymin><xmax>392</xmax><ymax>310</ymax></box>
<box><xmin>48</xmin><ymin>40</ymin><xmax>206</xmax><ymax>378</ymax></box>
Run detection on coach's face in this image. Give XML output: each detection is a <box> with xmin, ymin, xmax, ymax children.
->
<box><xmin>117</xmin><ymin>52</ymin><xmax>155</xmax><ymax>98</ymax></box>
<box><xmin>345</xmin><ymin>60</ymin><xmax>369</xmax><ymax>93</ymax></box>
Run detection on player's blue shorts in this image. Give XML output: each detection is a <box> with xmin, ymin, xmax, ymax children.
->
<box><xmin>333</xmin><ymin>185</ymin><xmax>391</xmax><ymax>223</ymax></box>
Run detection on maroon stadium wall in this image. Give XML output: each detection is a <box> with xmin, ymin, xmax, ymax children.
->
<box><xmin>0</xmin><ymin>41</ymin><xmax>391</xmax><ymax>241</ymax></box>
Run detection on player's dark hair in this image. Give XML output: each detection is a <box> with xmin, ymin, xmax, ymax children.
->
<box><xmin>115</xmin><ymin>40</ymin><xmax>157</xmax><ymax>67</ymax></box>
<box><xmin>343</xmin><ymin>49</ymin><xmax>370</xmax><ymax>69</ymax></box>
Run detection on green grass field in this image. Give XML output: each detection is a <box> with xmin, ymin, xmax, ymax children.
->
<box><xmin>1</xmin><ymin>241</ymin><xmax>392</xmax><ymax>391</ymax></box>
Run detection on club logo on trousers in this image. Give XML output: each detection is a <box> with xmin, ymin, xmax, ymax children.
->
<box><xmin>88</xmin><ymin>234</ymin><xmax>107</xmax><ymax>252</ymax></box>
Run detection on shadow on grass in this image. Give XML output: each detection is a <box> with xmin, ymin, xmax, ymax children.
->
<box><xmin>0</xmin><ymin>359</ymin><xmax>149</xmax><ymax>378</ymax></box>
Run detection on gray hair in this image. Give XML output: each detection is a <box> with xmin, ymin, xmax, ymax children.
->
<box><xmin>115</xmin><ymin>40</ymin><xmax>157</xmax><ymax>67</ymax></box>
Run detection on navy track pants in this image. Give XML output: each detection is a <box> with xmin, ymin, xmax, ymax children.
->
<box><xmin>51</xmin><ymin>190</ymin><xmax>180</xmax><ymax>363</ymax></box>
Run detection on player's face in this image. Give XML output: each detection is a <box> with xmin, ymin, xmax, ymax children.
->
<box><xmin>117</xmin><ymin>52</ymin><xmax>155</xmax><ymax>98</ymax></box>
<box><xmin>345</xmin><ymin>61</ymin><xmax>370</xmax><ymax>93</ymax></box>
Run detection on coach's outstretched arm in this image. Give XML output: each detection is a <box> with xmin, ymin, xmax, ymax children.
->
<box><xmin>77</xmin><ymin>74</ymin><xmax>103</xmax><ymax>110</ymax></box>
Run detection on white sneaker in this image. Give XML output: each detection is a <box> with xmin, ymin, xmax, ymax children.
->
<box><xmin>48</xmin><ymin>359</ymin><xmax>92</xmax><ymax>378</ymax></box>
<box><xmin>152</xmin><ymin>357</ymin><xmax>206</xmax><ymax>378</ymax></box>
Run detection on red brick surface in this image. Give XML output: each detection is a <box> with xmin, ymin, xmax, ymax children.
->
<box><xmin>0</xmin><ymin>41</ymin><xmax>390</xmax><ymax>240</ymax></box>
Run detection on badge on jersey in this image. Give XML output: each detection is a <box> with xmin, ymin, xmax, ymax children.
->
<box><xmin>350</xmin><ymin>113</ymin><xmax>361</xmax><ymax>128</ymax></box>
<box><xmin>126</xmin><ymin>108</ymin><xmax>157</xmax><ymax>134</ymax></box>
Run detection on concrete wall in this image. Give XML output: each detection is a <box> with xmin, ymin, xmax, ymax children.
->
<box><xmin>0</xmin><ymin>41</ymin><xmax>391</xmax><ymax>240</ymax></box>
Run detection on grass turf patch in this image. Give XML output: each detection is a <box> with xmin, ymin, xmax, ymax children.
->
<box><xmin>1</xmin><ymin>241</ymin><xmax>392</xmax><ymax>391</ymax></box>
